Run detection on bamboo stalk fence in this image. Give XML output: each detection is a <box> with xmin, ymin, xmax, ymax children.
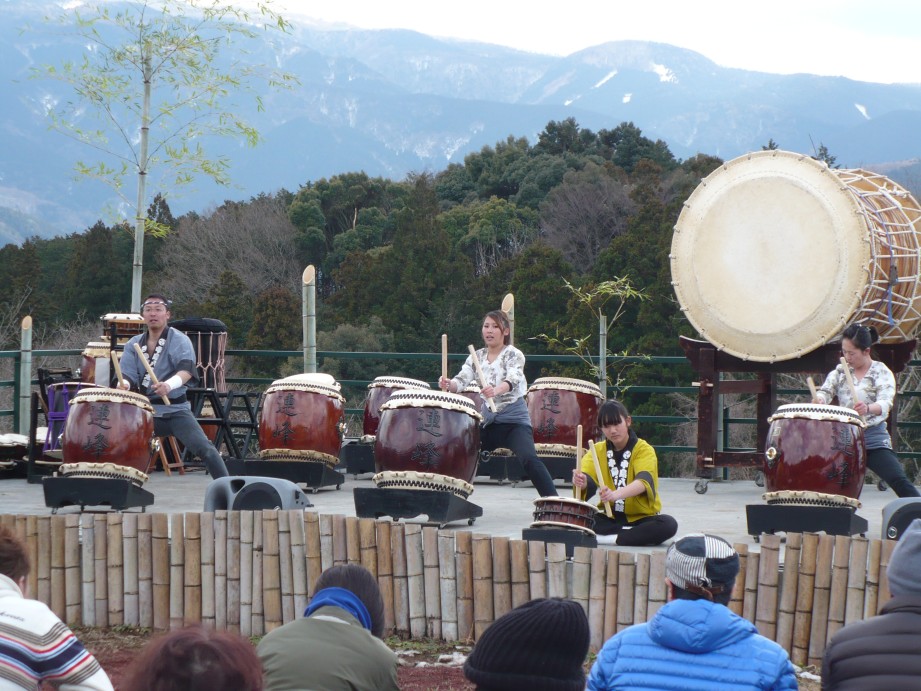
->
<box><xmin>0</xmin><ymin>511</ymin><xmax>897</xmax><ymax>665</ymax></box>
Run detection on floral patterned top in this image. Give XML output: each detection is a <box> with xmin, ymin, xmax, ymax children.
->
<box><xmin>451</xmin><ymin>344</ymin><xmax>528</xmax><ymax>414</ymax></box>
<box><xmin>816</xmin><ymin>359</ymin><xmax>896</xmax><ymax>428</ymax></box>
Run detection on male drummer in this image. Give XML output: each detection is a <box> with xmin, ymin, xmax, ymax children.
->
<box><xmin>117</xmin><ymin>294</ymin><xmax>229</xmax><ymax>479</ymax></box>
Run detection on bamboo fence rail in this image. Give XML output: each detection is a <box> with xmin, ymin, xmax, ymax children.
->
<box><xmin>0</xmin><ymin>510</ymin><xmax>899</xmax><ymax>660</ymax></box>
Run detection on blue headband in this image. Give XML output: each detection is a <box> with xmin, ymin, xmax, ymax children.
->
<box><xmin>304</xmin><ymin>586</ymin><xmax>372</xmax><ymax>631</ymax></box>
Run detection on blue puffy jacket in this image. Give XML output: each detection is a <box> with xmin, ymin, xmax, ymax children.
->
<box><xmin>588</xmin><ymin>599</ymin><xmax>798</xmax><ymax>690</ymax></box>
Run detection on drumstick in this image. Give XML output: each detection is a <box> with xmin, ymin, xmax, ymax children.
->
<box><xmin>133</xmin><ymin>342</ymin><xmax>171</xmax><ymax>405</ymax></box>
<box><xmin>110</xmin><ymin>350</ymin><xmax>124</xmax><ymax>389</ymax></box>
<box><xmin>840</xmin><ymin>357</ymin><xmax>866</xmax><ymax>422</ymax></box>
<box><xmin>573</xmin><ymin>424</ymin><xmax>582</xmax><ymax>499</ymax></box>
<box><xmin>467</xmin><ymin>344</ymin><xmax>498</xmax><ymax>413</ymax></box>
<box><xmin>807</xmin><ymin>376</ymin><xmax>818</xmax><ymax>402</ymax></box>
<box><xmin>441</xmin><ymin>334</ymin><xmax>448</xmax><ymax>390</ymax></box>
<box><xmin>589</xmin><ymin>439</ymin><xmax>614</xmax><ymax>518</ymax></box>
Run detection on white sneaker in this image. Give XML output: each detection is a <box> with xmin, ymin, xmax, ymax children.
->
<box><xmin>595</xmin><ymin>534</ymin><xmax>618</xmax><ymax>545</ymax></box>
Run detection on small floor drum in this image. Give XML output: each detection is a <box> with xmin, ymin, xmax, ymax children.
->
<box><xmin>80</xmin><ymin>342</ymin><xmax>111</xmax><ymax>387</ymax></box>
<box><xmin>671</xmin><ymin>150</ymin><xmax>921</xmax><ymax>362</ymax></box>
<box><xmin>763</xmin><ymin>403</ymin><xmax>867</xmax><ymax>499</ymax></box>
<box><xmin>258</xmin><ymin>373</ymin><xmax>346</xmax><ymax>468</ymax></box>
<box><xmin>363</xmin><ymin>376</ymin><xmax>431</xmax><ymax>438</ymax></box>
<box><xmin>373</xmin><ymin>390</ymin><xmax>482</xmax><ymax>498</ymax></box>
<box><xmin>527</xmin><ymin>377</ymin><xmax>603</xmax><ymax>456</ymax></box>
<box><xmin>101</xmin><ymin>313</ymin><xmax>145</xmax><ymax>344</ymax></box>
<box><xmin>531</xmin><ymin>496</ymin><xmax>598</xmax><ymax>536</ymax></box>
<box><xmin>61</xmin><ymin>389</ymin><xmax>155</xmax><ymax>485</ymax></box>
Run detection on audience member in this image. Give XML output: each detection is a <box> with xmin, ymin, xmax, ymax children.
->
<box><xmin>463</xmin><ymin>597</ymin><xmax>590</xmax><ymax>691</ymax></box>
<box><xmin>258</xmin><ymin>563</ymin><xmax>398</xmax><ymax>691</ymax></box>
<box><xmin>0</xmin><ymin>525</ymin><xmax>114</xmax><ymax>690</ymax></box>
<box><xmin>588</xmin><ymin>533</ymin><xmax>797</xmax><ymax>690</ymax></box>
<box><xmin>822</xmin><ymin>517</ymin><xmax>921</xmax><ymax>689</ymax></box>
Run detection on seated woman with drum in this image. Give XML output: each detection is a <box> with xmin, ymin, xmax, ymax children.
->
<box><xmin>813</xmin><ymin>323</ymin><xmax>920</xmax><ymax>498</ymax></box>
<box><xmin>572</xmin><ymin>400</ymin><xmax>678</xmax><ymax>546</ymax></box>
<box><xmin>439</xmin><ymin>310</ymin><xmax>558</xmax><ymax>498</ymax></box>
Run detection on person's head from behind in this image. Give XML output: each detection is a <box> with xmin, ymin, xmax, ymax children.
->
<box><xmin>309</xmin><ymin>563</ymin><xmax>385</xmax><ymax>638</ymax></box>
<box><xmin>121</xmin><ymin>625</ymin><xmax>263</xmax><ymax>691</ymax></box>
<box><xmin>463</xmin><ymin>597</ymin><xmax>589</xmax><ymax>691</ymax></box>
<box><xmin>666</xmin><ymin>533</ymin><xmax>740</xmax><ymax>606</ymax></box>
<box><xmin>0</xmin><ymin>525</ymin><xmax>30</xmax><ymax>594</ymax></box>
<box><xmin>482</xmin><ymin>310</ymin><xmax>511</xmax><ymax>347</ymax></box>
<box><xmin>597</xmin><ymin>399</ymin><xmax>632</xmax><ymax>450</ymax></box>
<box><xmin>885</xmin><ymin>518</ymin><xmax>921</xmax><ymax>599</ymax></box>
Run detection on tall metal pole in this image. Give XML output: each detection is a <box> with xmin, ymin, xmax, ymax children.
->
<box><xmin>598</xmin><ymin>312</ymin><xmax>607</xmax><ymax>399</ymax></box>
<box><xmin>19</xmin><ymin>316</ymin><xmax>32</xmax><ymax>436</ymax></box>
<box><xmin>302</xmin><ymin>265</ymin><xmax>316</xmax><ymax>373</ymax></box>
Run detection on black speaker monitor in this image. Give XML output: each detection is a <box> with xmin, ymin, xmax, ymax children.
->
<box><xmin>204</xmin><ymin>477</ymin><xmax>312</xmax><ymax>512</ymax></box>
<box><xmin>881</xmin><ymin>497</ymin><xmax>921</xmax><ymax>540</ymax></box>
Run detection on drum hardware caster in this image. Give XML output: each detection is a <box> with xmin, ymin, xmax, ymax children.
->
<box><xmin>694</xmin><ymin>480</ymin><xmax>709</xmax><ymax>494</ymax></box>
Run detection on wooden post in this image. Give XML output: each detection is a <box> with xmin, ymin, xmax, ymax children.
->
<box><xmin>122</xmin><ymin>513</ymin><xmax>139</xmax><ymax>627</ymax></box>
<box><xmin>262</xmin><ymin>511</ymin><xmax>282</xmax><ymax>633</ymax></box>
<box><xmin>405</xmin><ymin>524</ymin><xmax>425</xmax><ymax>638</ymax></box>
<box><xmin>376</xmin><ymin>521</ymin><xmax>395</xmax><ymax>634</ymax></box>
<box><xmin>455</xmin><ymin>530</ymin><xmax>474</xmax><ymax>641</ymax></box>
<box><xmin>807</xmin><ymin>534</ymin><xmax>835</xmax><ymax>667</ymax></box>
<box><xmin>527</xmin><ymin>540</ymin><xmax>547</xmax><ymax>600</ymax></box>
<box><xmin>438</xmin><ymin>531</ymin><xmax>458</xmax><ymax>641</ymax></box>
<box><xmin>422</xmin><ymin>527</ymin><xmax>442</xmax><ymax>639</ymax></box>
<box><xmin>151</xmin><ymin>514</ymin><xmax>169</xmax><ymax>631</ymax></box>
<box><xmin>755</xmin><ymin>534</ymin><xmax>781</xmax><ymax>640</ymax></box>
<box><xmin>239</xmin><ymin>511</ymin><xmax>254</xmax><ymax>637</ymax></box>
<box><xmin>169</xmin><ymin>514</ymin><xmax>185</xmax><ymax>630</ymax></box>
<box><xmin>50</xmin><ymin>516</ymin><xmax>65</xmax><ymax>618</ymax></box>
<box><xmin>106</xmin><ymin>514</ymin><xmax>124</xmax><ymax>627</ymax></box>
<box><xmin>226</xmin><ymin>511</ymin><xmax>241</xmax><ymax>633</ymax></box>
<box><xmin>776</xmin><ymin>532</ymin><xmax>801</xmax><ymax>654</ymax></box>
<box><xmin>472</xmin><ymin>534</ymin><xmax>494</xmax><ymax>639</ymax></box>
<box><xmin>80</xmin><ymin>514</ymin><xmax>95</xmax><ymax>627</ymax></box>
<box><xmin>616</xmin><ymin>552</ymin><xmax>635</xmax><ymax>633</ymax></box>
<box><xmin>200</xmin><ymin>512</ymin><xmax>215</xmax><ymax>628</ymax></box>
<box><xmin>588</xmin><ymin>548</ymin><xmax>607</xmax><ymax>652</ymax></box>
<box><xmin>603</xmin><ymin>550</ymin><xmax>619</xmax><ymax>641</ymax></box>
<box><xmin>509</xmin><ymin>540</ymin><xmax>530</xmax><ymax>609</ymax></box>
<box><xmin>64</xmin><ymin>514</ymin><xmax>81</xmax><ymax>626</ymax></box>
<box><xmin>214</xmin><ymin>511</ymin><xmax>228</xmax><ymax>630</ymax></box>
<box><xmin>792</xmin><ymin>532</ymin><xmax>818</xmax><ymax>666</ymax></box>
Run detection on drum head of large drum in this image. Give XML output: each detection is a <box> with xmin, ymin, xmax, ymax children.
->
<box><xmin>671</xmin><ymin>150</ymin><xmax>871</xmax><ymax>361</ymax></box>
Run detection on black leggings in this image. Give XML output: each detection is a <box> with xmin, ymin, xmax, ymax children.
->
<box><xmin>868</xmin><ymin>446</ymin><xmax>920</xmax><ymax>497</ymax></box>
<box><xmin>593</xmin><ymin>512</ymin><xmax>678</xmax><ymax>546</ymax></box>
<box><xmin>480</xmin><ymin>422</ymin><xmax>558</xmax><ymax>497</ymax></box>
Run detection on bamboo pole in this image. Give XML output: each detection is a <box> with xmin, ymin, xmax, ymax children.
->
<box><xmin>18</xmin><ymin>316</ymin><xmax>32</xmax><ymax>436</ymax></box>
<box><xmin>226</xmin><ymin>511</ymin><xmax>241</xmax><ymax>633</ymax></box>
<box><xmin>183</xmin><ymin>513</ymin><xmax>202</xmax><ymax>626</ymax></box>
<box><xmin>289</xmin><ymin>511</ymin><xmax>308</xmax><ymax>618</ymax></box>
<box><xmin>50</xmin><ymin>516</ymin><xmax>65</xmax><ymax>618</ymax></box>
<box><xmin>826</xmin><ymin>535</ymin><xmax>851</xmax><ymax>642</ymax></box>
<box><xmin>776</xmin><ymin>532</ymin><xmax>801</xmax><ymax>654</ymax></box>
<box><xmin>807</xmin><ymin>534</ymin><xmax>835</xmax><ymax>667</ymax></box>
<box><xmin>359</xmin><ymin>518</ymin><xmax>378</xmax><ymax>575</ymax></box>
<box><xmin>879</xmin><ymin>538</ymin><xmax>896</xmax><ymax>604</ymax></box>
<box><xmin>438</xmin><ymin>531</ymin><xmax>458</xmax><ymax>642</ymax></box>
<box><xmin>423</xmin><ymin>527</ymin><xmax>442</xmax><ymax>639</ymax></box>
<box><xmin>845</xmin><ymin>536</ymin><xmax>869</xmax><ymax>626</ymax></box>
<box><xmin>251</xmin><ymin>512</ymin><xmax>265</xmax><ymax>636</ymax></box>
<box><xmin>616</xmin><ymin>551</ymin><xmax>635</xmax><ymax>633</ymax></box>
<box><xmin>169</xmin><ymin>514</ymin><xmax>185</xmax><ymax>630</ymax></box>
<box><xmin>151</xmin><ymin>513</ymin><xmax>169</xmax><ymax>631</ymax></box>
<box><xmin>405</xmin><ymin>524</ymin><xmax>425</xmax><ymax>638</ymax></box>
<box><xmin>214</xmin><ymin>510</ymin><xmax>228</xmax><ymax>630</ymax></box>
<box><xmin>121</xmin><ymin>513</ymin><xmax>139</xmax><ymax>627</ymax></box>
<box><xmin>64</xmin><ymin>514</ymin><xmax>81</xmax><ymax>626</ymax></box>
<box><xmin>93</xmin><ymin>515</ymin><xmax>109</xmax><ymax>628</ymax></box>
<box><xmin>527</xmin><ymin>539</ymin><xmax>547</xmax><ymax>600</ymax></box>
<box><xmin>571</xmin><ymin>546</ymin><xmax>591</xmax><ymax>615</ymax></box>
<box><xmin>633</xmin><ymin>553</ymin><xmax>650</xmax><ymax>624</ymax></box>
<box><xmin>729</xmin><ymin>543</ymin><xmax>747</xmax><ymax>616</ymax></box>
<box><xmin>80</xmin><ymin>514</ymin><xmax>95</xmax><ymax>627</ymax></box>
<box><xmin>391</xmin><ymin>522</ymin><xmax>410</xmax><ymax>636</ymax></box>
<box><xmin>792</xmin><ymin>532</ymin><xmax>818</xmax><ymax>667</ymax></box>
<box><xmin>742</xmin><ymin>550</ymin><xmax>760</xmax><ymax>623</ymax></box>
<box><xmin>138</xmin><ymin>513</ymin><xmax>153</xmax><ymax>629</ymax></box>
<box><xmin>345</xmin><ymin>516</ymin><xmax>360</xmax><ymax>564</ymax></box>
<box><xmin>588</xmin><ymin>548</ymin><xmax>607</xmax><ymax>652</ymax></box>
<box><xmin>332</xmin><ymin>514</ymin><xmax>348</xmax><ymax>567</ymax></box>
<box><xmin>318</xmin><ymin>514</ymin><xmax>334</xmax><ymax>573</ymax></box>
<box><xmin>376</xmin><ymin>521</ymin><xmax>395</xmax><ymax>634</ymax></box>
<box><xmin>26</xmin><ymin>516</ymin><xmax>38</xmax><ymax>602</ymax></box>
<box><xmin>106</xmin><ymin>514</ymin><xmax>124</xmax><ymax>627</ymax></box>
<box><xmin>509</xmin><ymin>539</ymin><xmax>530</xmax><ymax>609</ymax></box>
<box><xmin>648</xmin><ymin>551</ymin><xmax>667</xmax><ymax>620</ymax></box>
<box><xmin>864</xmin><ymin>538</ymin><xmax>882</xmax><ymax>617</ymax></box>
<box><xmin>302</xmin><ymin>265</ymin><xmax>317</xmax><ymax>373</ymax></box>
<box><xmin>455</xmin><ymin>530</ymin><xmax>474</xmax><ymax>641</ymax></box>
<box><xmin>262</xmin><ymin>511</ymin><xmax>282</xmax><ymax>633</ymax></box>
<box><xmin>305</xmin><ymin>513</ymin><xmax>322</xmax><ymax>599</ymax></box>
<box><xmin>239</xmin><ymin>511</ymin><xmax>253</xmax><ymax>636</ymax></box>
<box><xmin>278</xmin><ymin>511</ymin><xmax>294</xmax><ymax>624</ymax></box>
<box><xmin>200</xmin><ymin>512</ymin><xmax>215</xmax><ymax>628</ymax></box>
<box><xmin>573</xmin><ymin>424</ymin><xmax>582</xmax><ymax>499</ymax></box>
<box><xmin>547</xmin><ymin>542</ymin><xmax>567</xmax><ymax>599</ymax></box>
<box><xmin>603</xmin><ymin>550</ymin><xmax>619</xmax><ymax>642</ymax></box>
<box><xmin>472</xmin><ymin>534</ymin><xmax>495</xmax><ymax>639</ymax></box>
<box><xmin>491</xmin><ymin>536</ymin><xmax>511</xmax><ymax>622</ymax></box>
<box><xmin>755</xmin><ymin>534</ymin><xmax>781</xmax><ymax>640</ymax></box>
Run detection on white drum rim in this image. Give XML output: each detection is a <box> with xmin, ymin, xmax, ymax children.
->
<box><xmin>276</xmin><ymin>372</ymin><xmax>340</xmax><ymax>388</ymax></box>
<box><xmin>527</xmin><ymin>377</ymin><xmax>603</xmax><ymax>397</ymax></box>
<box><xmin>529</xmin><ymin>520</ymin><xmax>596</xmax><ymax>537</ymax></box>
<box><xmin>102</xmin><ymin>313</ymin><xmax>144</xmax><ymax>321</ymax></box>
<box><xmin>372</xmin><ymin>470</ymin><xmax>474</xmax><ymax>499</ymax></box>
<box><xmin>60</xmin><ymin>461</ymin><xmax>149</xmax><ymax>487</ymax></box>
<box><xmin>671</xmin><ymin>150</ymin><xmax>872</xmax><ymax>362</ymax></box>
<box><xmin>380</xmin><ymin>390</ymin><xmax>483</xmax><ymax>421</ymax></box>
<box><xmin>763</xmin><ymin>490</ymin><xmax>861</xmax><ymax>509</ymax></box>
<box><xmin>367</xmin><ymin>376</ymin><xmax>431</xmax><ymax>390</ymax></box>
<box><xmin>769</xmin><ymin>402</ymin><xmax>866</xmax><ymax>427</ymax></box>
<box><xmin>70</xmin><ymin>388</ymin><xmax>154</xmax><ymax>413</ymax></box>
<box><xmin>257</xmin><ymin>448</ymin><xmax>340</xmax><ymax>469</ymax></box>
<box><xmin>82</xmin><ymin>342</ymin><xmax>112</xmax><ymax>356</ymax></box>
<box><xmin>265</xmin><ymin>381</ymin><xmax>345</xmax><ymax>403</ymax></box>
<box><xmin>532</xmin><ymin>496</ymin><xmax>599</xmax><ymax>510</ymax></box>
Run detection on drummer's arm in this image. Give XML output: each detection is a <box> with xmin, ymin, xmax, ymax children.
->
<box><xmin>151</xmin><ymin>370</ymin><xmax>191</xmax><ymax>399</ymax></box>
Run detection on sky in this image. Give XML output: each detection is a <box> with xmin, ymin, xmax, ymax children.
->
<box><xmin>281</xmin><ymin>0</ymin><xmax>921</xmax><ymax>85</ymax></box>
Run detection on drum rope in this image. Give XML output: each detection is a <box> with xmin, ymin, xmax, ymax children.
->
<box><xmin>857</xmin><ymin>187</ymin><xmax>898</xmax><ymax>327</ymax></box>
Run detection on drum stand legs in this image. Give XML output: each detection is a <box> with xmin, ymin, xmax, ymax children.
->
<box><xmin>745</xmin><ymin>503</ymin><xmax>868</xmax><ymax>541</ymax></box>
<box><xmin>353</xmin><ymin>488</ymin><xmax>483</xmax><ymax>528</ymax></box>
<box><xmin>42</xmin><ymin>477</ymin><xmax>154</xmax><ymax>513</ymax></box>
<box><xmin>339</xmin><ymin>440</ymin><xmax>375</xmax><ymax>476</ymax></box>
<box><xmin>521</xmin><ymin>527</ymin><xmax>597</xmax><ymax>558</ymax></box>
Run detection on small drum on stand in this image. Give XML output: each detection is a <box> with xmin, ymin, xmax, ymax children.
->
<box><xmin>79</xmin><ymin>342</ymin><xmax>112</xmax><ymax>387</ymax></box>
<box><xmin>170</xmin><ymin>317</ymin><xmax>229</xmax><ymax>391</ymax></box>
<box><xmin>530</xmin><ymin>496</ymin><xmax>598</xmax><ymax>536</ymax></box>
<box><xmin>373</xmin><ymin>389</ymin><xmax>482</xmax><ymax>499</ymax></box>
<box><xmin>101</xmin><ymin>313</ymin><xmax>145</xmax><ymax>345</ymax></box>
<box><xmin>362</xmin><ymin>376</ymin><xmax>431</xmax><ymax>440</ymax></box>
<box><xmin>60</xmin><ymin>389</ymin><xmax>155</xmax><ymax>487</ymax></box>
<box><xmin>527</xmin><ymin>377</ymin><xmax>602</xmax><ymax>462</ymax></box>
<box><xmin>258</xmin><ymin>373</ymin><xmax>346</xmax><ymax>469</ymax></box>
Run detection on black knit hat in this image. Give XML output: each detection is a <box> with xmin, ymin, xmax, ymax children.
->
<box><xmin>463</xmin><ymin>597</ymin><xmax>589</xmax><ymax>691</ymax></box>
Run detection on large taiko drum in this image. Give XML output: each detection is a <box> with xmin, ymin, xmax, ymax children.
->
<box><xmin>362</xmin><ymin>376</ymin><xmax>431</xmax><ymax>438</ymax></box>
<box><xmin>373</xmin><ymin>390</ymin><xmax>482</xmax><ymax>499</ymax></box>
<box><xmin>80</xmin><ymin>342</ymin><xmax>111</xmax><ymax>387</ymax></box>
<box><xmin>258</xmin><ymin>373</ymin><xmax>346</xmax><ymax>468</ymax></box>
<box><xmin>671</xmin><ymin>150</ymin><xmax>921</xmax><ymax>362</ymax></box>
<box><xmin>60</xmin><ymin>388</ymin><xmax>154</xmax><ymax>486</ymax></box>
<box><xmin>527</xmin><ymin>377</ymin><xmax>602</xmax><ymax>459</ymax></box>
<box><xmin>530</xmin><ymin>496</ymin><xmax>598</xmax><ymax>536</ymax></box>
<box><xmin>763</xmin><ymin>403</ymin><xmax>867</xmax><ymax>501</ymax></box>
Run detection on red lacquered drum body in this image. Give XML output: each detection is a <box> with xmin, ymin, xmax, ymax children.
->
<box><xmin>527</xmin><ymin>378</ymin><xmax>603</xmax><ymax>454</ymax></box>
<box><xmin>531</xmin><ymin>496</ymin><xmax>598</xmax><ymax>536</ymax></box>
<box><xmin>80</xmin><ymin>342</ymin><xmax>111</xmax><ymax>387</ymax></box>
<box><xmin>258</xmin><ymin>374</ymin><xmax>345</xmax><ymax>468</ymax></box>
<box><xmin>763</xmin><ymin>403</ymin><xmax>867</xmax><ymax>499</ymax></box>
<box><xmin>61</xmin><ymin>389</ymin><xmax>154</xmax><ymax>484</ymax></box>
<box><xmin>373</xmin><ymin>390</ymin><xmax>482</xmax><ymax>498</ymax></box>
<box><xmin>362</xmin><ymin>376</ymin><xmax>430</xmax><ymax>437</ymax></box>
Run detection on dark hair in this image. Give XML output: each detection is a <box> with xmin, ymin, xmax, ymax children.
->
<box><xmin>671</xmin><ymin>582</ymin><xmax>734</xmax><ymax>606</ymax></box>
<box><xmin>0</xmin><ymin>526</ymin><xmax>30</xmax><ymax>583</ymax></box>
<box><xmin>121</xmin><ymin>625</ymin><xmax>263</xmax><ymax>691</ymax></box>
<box><xmin>483</xmin><ymin>310</ymin><xmax>511</xmax><ymax>345</ymax></box>
<box><xmin>841</xmin><ymin>323</ymin><xmax>878</xmax><ymax>351</ymax></box>
<box><xmin>597</xmin><ymin>399</ymin><xmax>631</xmax><ymax>428</ymax></box>
<box><xmin>314</xmin><ymin>564</ymin><xmax>386</xmax><ymax>638</ymax></box>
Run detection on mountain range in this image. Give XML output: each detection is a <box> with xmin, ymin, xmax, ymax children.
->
<box><xmin>2</xmin><ymin>1</ymin><xmax>921</xmax><ymax>244</ymax></box>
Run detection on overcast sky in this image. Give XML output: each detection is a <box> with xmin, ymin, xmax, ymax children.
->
<box><xmin>282</xmin><ymin>0</ymin><xmax>921</xmax><ymax>85</ymax></box>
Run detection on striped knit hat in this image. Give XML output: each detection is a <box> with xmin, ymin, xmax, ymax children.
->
<box><xmin>666</xmin><ymin>533</ymin><xmax>739</xmax><ymax>599</ymax></box>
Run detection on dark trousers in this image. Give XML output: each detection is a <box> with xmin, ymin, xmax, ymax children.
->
<box><xmin>480</xmin><ymin>422</ymin><xmax>557</xmax><ymax>497</ymax></box>
<box><xmin>868</xmin><ymin>446</ymin><xmax>919</xmax><ymax>497</ymax></box>
<box><xmin>154</xmin><ymin>409</ymin><xmax>229</xmax><ymax>479</ymax></box>
<box><xmin>593</xmin><ymin>512</ymin><xmax>678</xmax><ymax>546</ymax></box>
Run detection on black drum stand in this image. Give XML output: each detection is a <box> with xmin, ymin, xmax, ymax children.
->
<box><xmin>746</xmin><ymin>503</ymin><xmax>868</xmax><ymax>541</ymax></box>
<box><xmin>338</xmin><ymin>439</ymin><xmax>375</xmax><ymax>476</ymax></box>
<box><xmin>353</xmin><ymin>487</ymin><xmax>482</xmax><ymax>528</ymax></box>
<box><xmin>521</xmin><ymin>527</ymin><xmax>597</xmax><ymax>557</ymax></box>
<box><xmin>42</xmin><ymin>476</ymin><xmax>154</xmax><ymax>514</ymax></box>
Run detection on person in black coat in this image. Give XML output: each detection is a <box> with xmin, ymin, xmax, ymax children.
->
<box><xmin>821</xmin><ymin>518</ymin><xmax>921</xmax><ymax>689</ymax></box>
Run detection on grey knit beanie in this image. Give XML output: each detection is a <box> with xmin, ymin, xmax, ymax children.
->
<box><xmin>887</xmin><ymin>518</ymin><xmax>921</xmax><ymax>596</ymax></box>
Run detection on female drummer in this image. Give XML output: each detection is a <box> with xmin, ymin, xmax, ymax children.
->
<box><xmin>572</xmin><ymin>400</ymin><xmax>678</xmax><ymax>546</ymax></box>
<box><xmin>439</xmin><ymin>310</ymin><xmax>558</xmax><ymax>498</ymax></box>
<box><xmin>814</xmin><ymin>323</ymin><xmax>920</xmax><ymax>498</ymax></box>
